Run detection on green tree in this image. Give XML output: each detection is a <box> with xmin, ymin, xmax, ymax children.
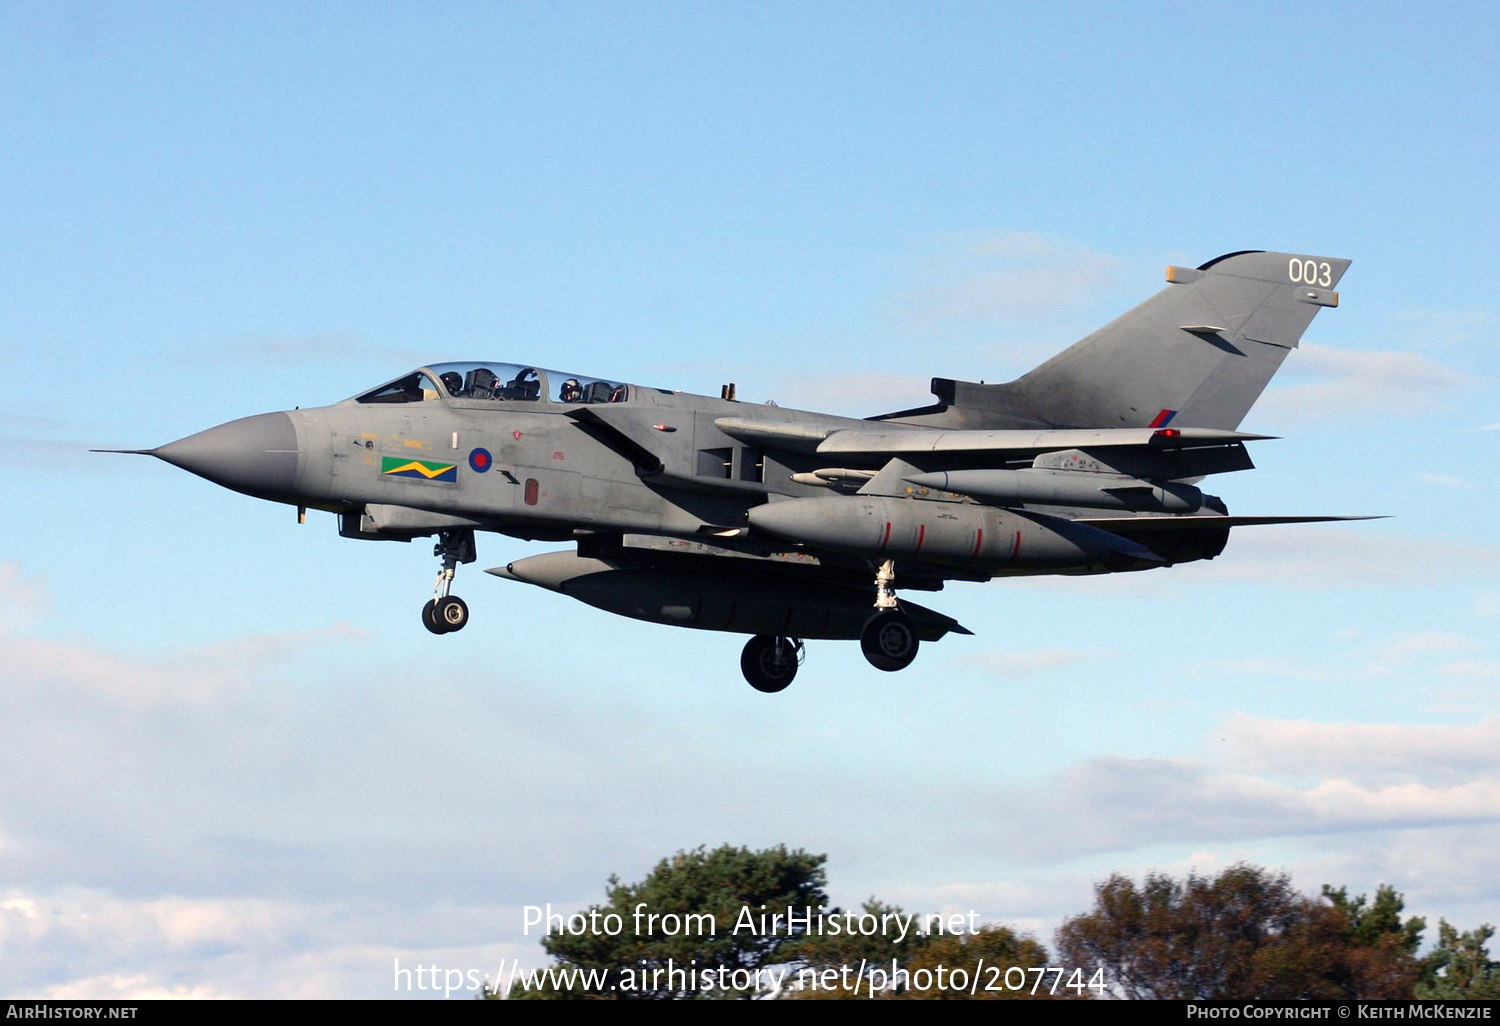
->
<box><xmin>1057</xmin><ymin>864</ymin><xmax>1300</xmax><ymax>999</ymax></box>
<box><xmin>794</xmin><ymin>922</ymin><xmax>1056</xmax><ymax>1001</ymax></box>
<box><xmin>1304</xmin><ymin>883</ymin><xmax>1425</xmax><ymax>998</ymax></box>
<box><xmin>513</xmin><ymin>844</ymin><xmax>829</xmax><ymax>999</ymax></box>
<box><xmin>789</xmin><ymin>898</ymin><xmax>927</xmax><ymax>1000</ymax></box>
<box><xmin>794</xmin><ymin>898</ymin><xmax>929</xmax><ymax>980</ymax></box>
<box><xmin>1056</xmin><ymin>864</ymin><xmax>1422</xmax><ymax>1000</ymax></box>
<box><xmin>1323</xmin><ymin>884</ymin><xmax>1425</xmax><ymax>954</ymax></box>
<box><xmin>1418</xmin><ymin>920</ymin><xmax>1500</xmax><ymax>1000</ymax></box>
<box><xmin>1251</xmin><ymin>897</ymin><xmax>1419</xmax><ymax>999</ymax></box>
<box><xmin>894</xmin><ymin>926</ymin><xmax>1059</xmax><ymax>1001</ymax></box>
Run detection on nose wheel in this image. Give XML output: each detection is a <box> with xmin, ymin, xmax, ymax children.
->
<box><xmin>422</xmin><ymin>530</ymin><xmax>476</xmax><ymax>635</ymax></box>
<box><xmin>422</xmin><ymin>595</ymin><xmax>470</xmax><ymax>635</ymax></box>
<box><xmin>741</xmin><ymin>635</ymin><xmax>803</xmax><ymax>693</ymax></box>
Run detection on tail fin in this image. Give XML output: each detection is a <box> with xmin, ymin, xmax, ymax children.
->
<box><xmin>885</xmin><ymin>250</ymin><xmax>1349</xmax><ymax>431</ymax></box>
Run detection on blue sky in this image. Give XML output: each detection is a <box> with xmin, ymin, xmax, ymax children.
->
<box><xmin>3</xmin><ymin>1</ymin><xmax>1498</xmax><ymax>999</ymax></box>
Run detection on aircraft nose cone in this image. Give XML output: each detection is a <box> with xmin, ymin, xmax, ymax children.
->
<box><xmin>154</xmin><ymin>411</ymin><xmax>300</xmax><ymax>500</ymax></box>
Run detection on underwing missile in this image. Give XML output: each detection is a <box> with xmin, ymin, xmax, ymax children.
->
<box><xmin>902</xmin><ymin>468</ymin><xmax>1206</xmax><ymax>513</ymax></box>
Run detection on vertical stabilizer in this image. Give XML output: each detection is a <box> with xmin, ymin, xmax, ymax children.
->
<box><xmin>885</xmin><ymin>251</ymin><xmax>1349</xmax><ymax>431</ymax></box>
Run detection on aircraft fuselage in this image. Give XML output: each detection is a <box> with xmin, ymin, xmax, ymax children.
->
<box><xmin>118</xmin><ymin>250</ymin><xmax>1365</xmax><ymax>691</ymax></box>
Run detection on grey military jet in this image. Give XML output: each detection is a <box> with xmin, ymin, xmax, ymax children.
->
<box><xmin>106</xmin><ymin>250</ymin><xmax>1371</xmax><ymax>691</ymax></box>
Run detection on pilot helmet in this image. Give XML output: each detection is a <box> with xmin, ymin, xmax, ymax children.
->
<box><xmin>561</xmin><ymin>378</ymin><xmax>583</xmax><ymax>402</ymax></box>
<box><xmin>439</xmin><ymin>371</ymin><xmax>463</xmax><ymax>395</ymax></box>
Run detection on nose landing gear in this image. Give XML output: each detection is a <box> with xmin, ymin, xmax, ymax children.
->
<box><xmin>422</xmin><ymin>529</ymin><xmax>476</xmax><ymax>635</ymax></box>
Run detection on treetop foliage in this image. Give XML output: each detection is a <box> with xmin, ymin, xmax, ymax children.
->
<box><xmin>1418</xmin><ymin>920</ymin><xmax>1500</xmax><ymax>1000</ymax></box>
<box><xmin>496</xmin><ymin>849</ymin><xmax>1498</xmax><ymax>1001</ymax></box>
<box><xmin>1056</xmin><ymin>863</ymin><xmax>1435</xmax><ymax>1000</ymax></box>
<box><xmin>527</xmin><ymin>844</ymin><xmax>830</xmax><ymax>999</ymax></box>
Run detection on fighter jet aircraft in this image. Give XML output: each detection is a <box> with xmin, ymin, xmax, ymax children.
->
<box><xmin>106</xmin><ymin>249</ymin><xmax>1371</xmax><ymax>691</ymax></box>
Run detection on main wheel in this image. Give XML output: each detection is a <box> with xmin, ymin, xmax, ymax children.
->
<box><xmin>860</xmin><ymin>611</ymin><xmax>919</xmax><ymax>672</ymax></box>
<box><xmin>435</xmin><ymin>595</ymin><xmax>469</xmax><ymax>633</ymax></box>
<box><xmin>741</xmin><ymin>635</ymin><xmax>800</xmax><ymax>693</ymax></box>
<box><xmin>421</xmin><ymin>599</ymin><xmax>446</xmax><ymax>635</ymax></box>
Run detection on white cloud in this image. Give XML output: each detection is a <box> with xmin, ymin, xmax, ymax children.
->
<box><xmin>1382</xmin><ymin>632</ymin><xmax>1479</xmax><ymax>658</ymax></box>
<box><xmin>1367</xmin><ymin>630</ymin><xmax>1480</xmax><ymax>675</ymax></box>
<box><xmin>0</xmin><ymin>622</ymin><xmax>366</xmax><ymax>709</ymax></box>
<box><xmin>2</xmin><ymin>888</ymin><xmax>537</xmax><ymax>1000</ymax></box>
<box><xmin>1306</xmin><ymin>823</ymin><xmax>1500</xmax><ymax>926</ymax></box>
<box><xmin>7</xmin><ymin>572</ymin><xmax>1500</xmax><ymax>997</ymax></box>
<box><xmin>0</xmin><ymin>415</ymin><xmax>69</xmax><ymax>431</ymax></box>
<box><xmin>940</xmin><ymin>706</ymin><xmax>1500</xmax><ymax>869</ymax></box>
<box><xmin>977</xmin><ymin>752</ymin><xmax>1500</xmax><ymax>864</ymax></box>
<box><xmin>39</xmin><ymin>976</ymin><xmax>234</xmax><ymax>1001</ymax></box>
<box><xmin>1</xmin><ymin>895</ymin><xmax>39</xmax><ymax>920</ymax></box>
<box><xmin>1259</xmin><ymin>344</ymin><xmax>1470</xmax><ymax>421</ymax></box>
<box><xmin>896</xmin><ymin>231</ymin><xmax>1127</xmax><ymax>329</ymax></box>
<box><xmin>957</xmin><ymin>648</ymin><xmax>1091</xmax><ymax>678</ymax></box>
<box><xmin>1391</xmin><ymin>308</ymin><xmax>1498</xmax><ymax>347</ymax></box>
<box><xmin>1191</xmin><ymin>658</ymin><xmax>1328</xmax><ymax>682</ymax></box>
<box><xmin>0</xmin><ymin>419</ymin><xmax>168</xmax><ymax>470</ymax></box>
<box><xmin>0</xmin><ymin>561</ymin><xmax>50</xmax><ymax>633</ymax></box>
<box><xmin>880</xmin><ymin>872</ymin><xmax>1095</xmax><ymax>946</ymax></box>
<box><xmin>211</xmin><ymin>334</ymin><xmax>431</xmax><ymax>368</ymax></box>
<box><xmin>1219</xmin><ymin>713</ymin><xmax>1500</xmax><ymax>783</ymax></box>
<box><xmin>757</xmin><ymin>371</ymin><xmax>932</xmax><ymax>418</ymax></box>
<box><xmin>1416</xmin><ymin>473</ymin><xmax>1475</xmax><ymax>488</ymax></box>
<box><xmin>0</xmin><ymin>438</ymin><xmax>103</xmax><ymax>470</ymax></box>
<box><xmin>1439</xmin><ymin>660</ymin><xmax>1500</xmax><ymax>680</ymax></box>
<box><xmin>1210</xmin><ymin>529</ymin><xmax>1500</xmax><ymax>588</ymax></box>
<box><xmin>1426</xmin><ymin>665</ymin><xmax>1500</xmax><ymax>716</ymax></box>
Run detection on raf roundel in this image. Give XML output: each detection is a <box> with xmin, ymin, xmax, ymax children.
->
<box><xmin>468</xmin><ymin>447</ymin><xmax>492</xmax><ymax>473</ymax></box>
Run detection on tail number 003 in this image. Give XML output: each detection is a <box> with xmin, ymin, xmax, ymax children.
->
<box><xmin>1288</xmin><ymin>258</ymin><xmax>1332</xmax><ymax>287</ymax></box>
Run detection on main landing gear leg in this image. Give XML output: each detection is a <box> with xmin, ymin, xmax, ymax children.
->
<box><xmin>741</xmin><ymin>635</ymin><xmax>803</xmax><ymax>693</ymax></box>
<box><xmin>422</xmin><ymin>529</ymin><xmax>476</xmax><ymax>635</ymax></box>
<box><xmin>860</xmin><ymin>558</ymin><xmax>919</xmax><ymax>672</ymax></box>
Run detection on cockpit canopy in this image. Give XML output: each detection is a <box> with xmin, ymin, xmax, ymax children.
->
<box><xmin>354</xmin><ymin>362</ymin><xmax>629</xmax><ymax>406</ymax></box>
